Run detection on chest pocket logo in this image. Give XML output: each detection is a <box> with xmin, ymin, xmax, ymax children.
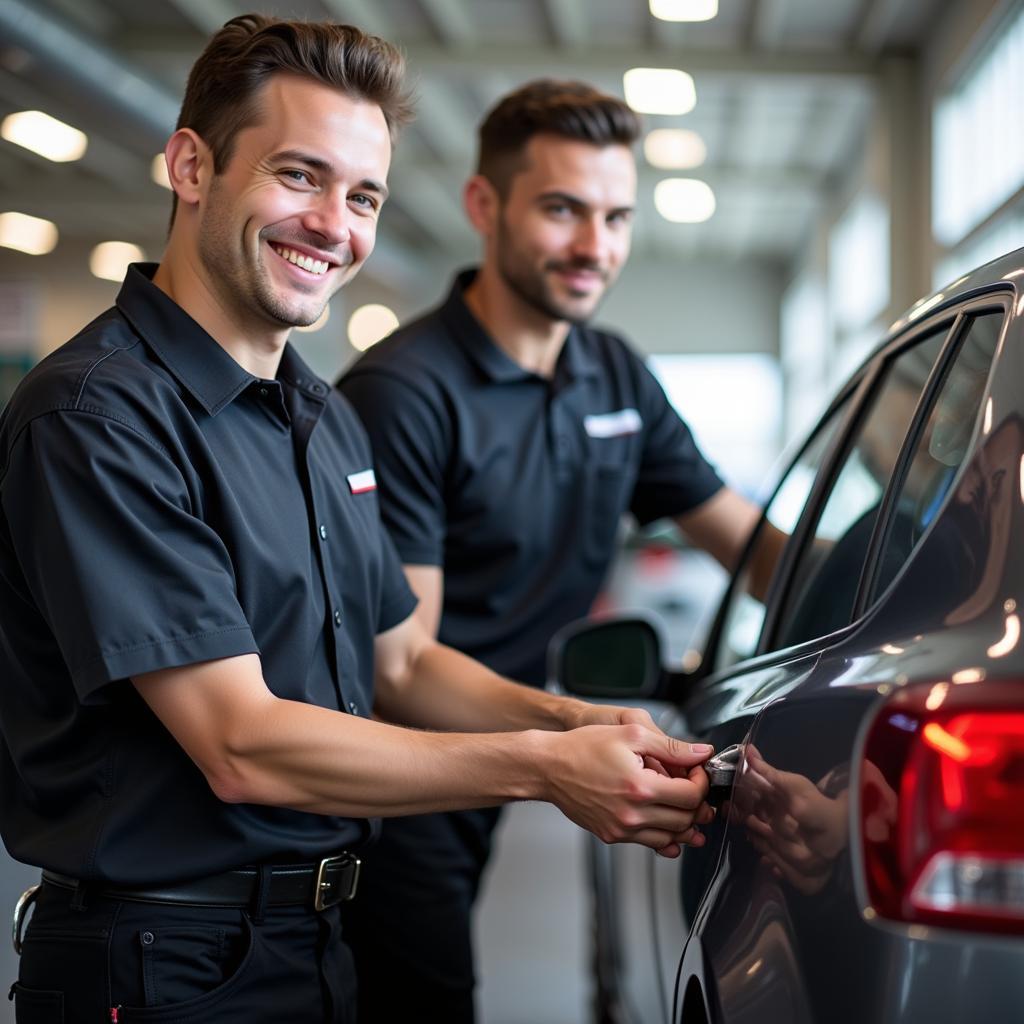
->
<box><xmin>583</xmin><ymin>408</ymin><xmax>642</xmax><ymax>439</ymax></box>
<box><xmin>346</xmin><ymin>469</ymin><xmax>377</xmax><ymax>494</ymax></box>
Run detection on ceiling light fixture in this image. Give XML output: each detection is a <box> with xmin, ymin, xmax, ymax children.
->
<box><xmin>623</xmin><ymin>68</ymin><xmax>696</xmax><ymax>116</ymax></box>
<box><xmin>650</xmin><ymin>0</ymin><xmax>719</xmax><ymax>21</ymax></box>
<box><xmin>0</xmin><ymin>211</ymin><xmax>58</xmax><ymax>255</ymax></box>
<box><xmin>90</xmin><ymin>241</ymin><xmax>145</xmax><ymax>282</ymax></box>
<box><xmin>151</xmin><ymin>154</ymin><xmax>172</xmax><ymax>190</ymax></box>
<box><xmin>348</xmin><ymin>304</ymin><xmax>398</xmax><ymax>352</ymax></box>
<box><xmin>654</xmin><ymin>178</ymin><xmax>716</xmax><ymax>223</ymax></box>
<box><xmin>644</xmin><ymin>129</ymin><xmax>707</xmax><ymax>169</ymax></box>
<box><xmin>1</xmin><ymin>110</ymin><xmax>87</xmax><ymax>162</ymax></box>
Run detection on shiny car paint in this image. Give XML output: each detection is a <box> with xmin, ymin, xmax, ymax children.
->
<box><xmin>566</xmin><ymin>249</ymin><xmax>1024</xmax><ymax>1024</ymax></box>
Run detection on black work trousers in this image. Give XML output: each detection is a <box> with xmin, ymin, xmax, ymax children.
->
<box><xmin>341</xmin><ymin>806</ymin><xmax>502</xmax><ymax>1024</ymax></box>
<box><xmin>9</xmin><ymin>879</ymin><xmax>357</xmax><ymax>1023</ymax></box>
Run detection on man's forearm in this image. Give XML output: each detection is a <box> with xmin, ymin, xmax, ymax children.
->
<box><xmin>373</xmin><ymin>638</ymin><xmax>589</xmax><ymax>734</ymax></box>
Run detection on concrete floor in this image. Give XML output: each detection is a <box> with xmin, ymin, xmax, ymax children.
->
<box><xmin>0</xmin><ymin>803</ymin><xmax>590</xmax><ymax>1024</ymax></box>
<box><xmin>477</xmin><ymin>802</ymin><xmax>589</xmax><ymax>1024</ymax></box>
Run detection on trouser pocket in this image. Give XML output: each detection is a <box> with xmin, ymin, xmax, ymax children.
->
<box><xmin>9</xmin><ymin>983</ymin><xmax>63</xmax><ymax>1024</ymax></box>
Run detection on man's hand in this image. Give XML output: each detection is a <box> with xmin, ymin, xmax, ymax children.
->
<box><xmin>537</xmin><ymin>725</ymin><xmax>715</xmax><ymax>858</ymax></box>
<box><xmin>561</xmin><ymin>700</ymin><xmax>659</xmax><ymax>733</ymax></box>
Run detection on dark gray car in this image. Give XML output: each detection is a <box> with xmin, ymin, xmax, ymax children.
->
<box><xmin>553</xmin><ymin>246</ymin><xmax>1024</xmax><ymax>1023</ymax></box>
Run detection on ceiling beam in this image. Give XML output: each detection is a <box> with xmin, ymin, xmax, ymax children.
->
<box><xmin>418</xmin><ymin>0</ymin><xmax>477</xmax><ymax>47</ymax></box>
<box><xmin>0</xmin><ymin>0</ymin><xmax>178</xmax><ymax>146</ymax></box>
<box><xmin>856</xmin><ymin>0</ymin><xmax>904</xmax><ymax>55</ymax></box>
<box><xmin>544</xmin><ymin>0</ymin><xmax>589</xmax><ymax>49</ymax></box>
<box><xmin>750</xmin><ymin>0</ymin><xmax>792</xmax><ymax>50</ymax></box>
<box><xmin>162</xmin><ymin>0</ymin><xmax>240</xmax><ymax>35</ymax></box>
<box><xmin>112</xmin><ymin>34</ymin><xmax>877</xmax><ymax>81</ymax></box>
<box><xmin>318</xmin><ymin>0</ymin><xmax>392</xmax><ymax>36</ymax></box>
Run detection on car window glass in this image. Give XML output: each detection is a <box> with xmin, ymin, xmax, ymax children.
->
<box><xmin>866</xmin><ymin>311</ymin><xmax>1003</xmax><ymax>604</ymax></box>
<box><xmin>713</xmin><ymin>399</ymin><xmax>849</xmax><ymax>672</ymax></box>
<box><xmin>772</xmin><ymin>327</ymin><xmax>950</xmax><ymax>650</ymax></box>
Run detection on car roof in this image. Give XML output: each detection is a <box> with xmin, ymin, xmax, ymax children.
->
<box><xmin>887</xmin><ymin>245</ymin><xmax>1024</xmax><ymax>339</ymax></box>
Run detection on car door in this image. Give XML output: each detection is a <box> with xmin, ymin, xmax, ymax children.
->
<box><xmin>608</xmin><ymin>380</ymin><xmax>861</xmax><ymax>1024</ymax></box>
<box><xmin>671</xmin><ymin>299</ymin><xmax>1008</xmax><ymax>1024</ymax></box>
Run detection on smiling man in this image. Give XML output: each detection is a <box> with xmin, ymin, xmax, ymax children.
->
<box><xmin>339</xmin><ymin>80</ymin><xmax>765</xmax><ymax>1023</ymax></box>
<box><xmin>0</xmin><ymin>29</ymin><xmax>718</xmax><ymax>1024</ymax></box>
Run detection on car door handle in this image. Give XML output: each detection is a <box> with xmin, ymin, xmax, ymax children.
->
<box><xmin>706</xmin><ymin>744</ymin><xmax>742</xmax><ymax>806</ymax></box>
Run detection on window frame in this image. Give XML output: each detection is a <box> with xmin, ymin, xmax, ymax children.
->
<box><xmin>852</xmin><ymin>297</ymin><xmax>1010</xmax><ymax>619</ymax></box>
<box><xmin>697</xmin><ymin>288</ymin><xmax>1011</xmax><ymax>687</ymax></box>
<box><xmin>759</xmin><ymin>292</ymin><xmax>1009</xmax><ymax>659</ymax></box>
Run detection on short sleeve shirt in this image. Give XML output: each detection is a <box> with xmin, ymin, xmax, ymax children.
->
<box><xmin>338</xmin><ymin>269</ymin><xmax>722</xmax><ymax>684</ymax></box>
<box><xmin>0</xmin><ymin>264</ymin><xmax>417</xmax><ymax>883</ymax></box>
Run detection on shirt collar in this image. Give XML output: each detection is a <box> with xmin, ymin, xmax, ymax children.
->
<box><xmin>440</xmin><ymin>267</ymin><xmax>602</xmax><ymax>384</ymax></box>
<box><xmin>115</xmin><ymin>263</ymin><xmax>330</xmax><ymax>414</ymax></box>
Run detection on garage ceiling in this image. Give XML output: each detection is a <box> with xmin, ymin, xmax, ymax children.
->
<box><xmin>0</xmin><ymin>0</ymin><xmax>947</xmax><ymax>285</ymax></box>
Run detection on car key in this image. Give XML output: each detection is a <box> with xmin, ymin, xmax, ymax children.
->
<box><xmin>705</xmin><ymin>744</ymin><xmax>742</xmax><ymax>807</ymax></box>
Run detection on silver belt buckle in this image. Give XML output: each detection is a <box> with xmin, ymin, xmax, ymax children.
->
<box><xmin>314</xmin><ymin>853</ymin><xmax>360</xmax><ymax>911</ymax></box>
<box><xmin>12</xmin><ymin>884</ymin><xmax>39</xmax><ymax>955</ymax></box>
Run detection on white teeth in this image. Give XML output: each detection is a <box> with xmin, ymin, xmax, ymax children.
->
<box><xmin>272</xmin><ymin>245</ymin><xmax>329</xmax><ymax>276</ymax></box>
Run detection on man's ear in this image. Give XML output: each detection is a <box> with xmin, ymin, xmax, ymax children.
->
<box><xmin>463</xmin><ymin>174</ymin><xmax>500</xmax><ymax>238</ymax></box>
<box><xmin>164</xmin><ymin>128</ymin><xmax>212</xmax><ymax>209</ymax></box>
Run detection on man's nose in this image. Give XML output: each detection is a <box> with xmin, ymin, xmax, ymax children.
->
<box><xmin>571</xmin><ymin>217</ymin><xmax>609</xmax><ymax>263</ymax></box>
<box><xmin>301</xmin><ymin>188</ymin><xmax>352</xmax><ymax>247</ymax></box>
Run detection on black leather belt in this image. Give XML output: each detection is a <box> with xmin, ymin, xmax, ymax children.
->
<box><xmin>41</xmin><ymin>853</ymin><xmax>360</xmax><ymax>912</ymax></box>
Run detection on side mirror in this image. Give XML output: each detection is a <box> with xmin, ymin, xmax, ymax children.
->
<box><xmin>548</xmin><ymin>616</ymin><xmax>666</xmax><ymax>699</ymax></box>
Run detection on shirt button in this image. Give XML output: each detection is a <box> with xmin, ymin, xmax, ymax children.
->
<box><xmin>141</xmin><ymin>931</ymin><xmax>155</xmax><ymax>945</ymax></box>
<box><xmin>333</xmin><ymin>608</ymin><xmax>342</xmax><ymax>627</ymax></box>
<box><xmin>259</xmin><ymin>386</ymin><xmax>269</xmax><ymax>397</ymax></box>
<box><xmin>348</xmin><ymin>701</ymin><xmax>359</xmax><ymax>716</ymax></box>
<box><xmin>311</xmin><ymin>383</ymin><xmax>326</xmax><ymax>396</ymax></box>
<box><xmin>318</xmin><ymin>524</ymin><xmax>328</xmax><ymax>540</ymax></box>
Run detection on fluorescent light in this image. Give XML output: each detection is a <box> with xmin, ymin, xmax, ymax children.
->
<box><xmin>1</xmin><ymin>110</ymin><xmax>87</xmax><ymax>162</ymax></box>
<box><xmin>654</xmin><ymin>178</ymin><xmax>716</xmax><ymax>223</ymax></box>
<box><xmin>151</xmin><ymin>154</ymin><xmax>172</xmax><ymax>190</ymax></box>
<box><xmin>0</xmin><ymin>211</ymin><xmax>58</xmax><ymax>255</ymax></box>
<box><xmin>294</xmin><ymin>303</ymin><xmax>331</xmax><ymax>333</ymax></box>
<box><xmin>644</xmin><ymin>129</ymin><xmax>706</xmax><ymax>169</ymax></box>
<box><xmin>623</xmin><ymin>68</ymin><xmax>696</xmax><ymax>116</ymax></box>
<box><xmin>348</xmin><ymin>304</ymin><xmax>398</xmax><ymax>352</ymax></box>
<box><xmin>90</xmin><ymin>241</ymin><xmax>145</xmax><ymax>282</ymax></box>
<box><xmin>650</xmin><ymin>0</ymin><xmax>718</xmax><ymax>21</ymax></box>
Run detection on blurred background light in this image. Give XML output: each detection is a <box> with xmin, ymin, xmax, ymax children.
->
<box><xmin>649</xmin><ymin>0</ymin><xmax>719</xmax><ymax>22</ymax></box>
<box><xmin>1</xmin><ymin>110</ymin><xmax>87</xmax><ymax>162</ymax></box>
<box><xmin>623</xmin><ymin>68</ymin><xmax>696</xmax><ymax>115</ymax></box>
<box><xmin>0</xmin><ymin>211</ymin><xmax>58</xmax><ymax>255</ymax></box>
<box><xmin>89</xmin><ymin>241</ymin><xmax>145</xmax><ymax>282</ymax></box>
<box><xmin>654</xmin><ymin>178</ymin><xmax>716</xmax><ymax>223</ymax></box>
<box><xmin>348</xmin><ymin>303</ymin><xmax>399</xmax><ymax>351</ymax></box>
<box><xmin>151</xmin><ymin>154</ymin><xmax>172</xmax><ymax>190</ymax></box>
<box><xmin>644</xmin><ymin>128</ymin><xmax>707</xmax><ymax>169</ymax></box>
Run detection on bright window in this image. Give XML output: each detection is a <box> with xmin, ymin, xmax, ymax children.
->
<box><xmin>647</xmin><ymin>354</ymin><xmax>782</xmax><ymax>497</ymax></box>
<box><xmin>933</xmin><ymin>7</ymin><xmax>1024</xmax><ymax>248</ymax></box>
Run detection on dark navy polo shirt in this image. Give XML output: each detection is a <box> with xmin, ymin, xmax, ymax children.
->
<box><xmin>338</xmin><ymin>269</ymin><xmax>722</xmax><ymax>685</ymax></box>
<box><xmin>0</xmin><ymin>263</ymin><xmax>416</xmax><ymax>884</ymax></box>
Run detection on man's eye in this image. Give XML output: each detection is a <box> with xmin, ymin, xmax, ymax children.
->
<box><xmin>351</xmin><ymin>194</ymin><xmax>379</xmax><ymax>211</ymax></box>
<box><xmin>282</xmin><ymin>169</ymin><xmax>312</xmax><ymax>186</ymax></box>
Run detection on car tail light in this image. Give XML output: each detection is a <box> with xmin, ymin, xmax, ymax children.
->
<box><xmin>859</xmin><ymin>680</ymin><xmax>1024</xmax><ymax>934</ymax></box>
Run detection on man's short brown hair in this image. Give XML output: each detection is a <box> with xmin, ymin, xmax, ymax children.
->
<box><xmin>170</xmin><ymin>13</ymin><xmax>414</xmax><ymax>220</ymax></box>
<box><xmin>476</xmin><ymin>79</ymin><xmax>641</xmax><ymax>195</ymax></box>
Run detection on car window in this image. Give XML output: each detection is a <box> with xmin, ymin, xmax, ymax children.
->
<box><xmin>864</xmin><ymin>311</ymin><xmax>1003</xmax><ymax>605</ymax></box>
<box><xmin>713</xmin><ymin>397</ymin><xmax>850</xmax><ymax>672</ymax></box>
<box><xmin>771</xmin><ymin>327</ymin><xmax>950</xmax><ymax>650</ymax></box>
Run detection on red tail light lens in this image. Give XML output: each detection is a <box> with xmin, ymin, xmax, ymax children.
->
<box><xmin>859</xmin><ymin>681</ymin><xmax>1024</xmax><ymax>934</ymax></box>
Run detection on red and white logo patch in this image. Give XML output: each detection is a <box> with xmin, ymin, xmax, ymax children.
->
<box><xmin>347</xmin><ymin>469</ymin><xmax>377</xmax><ymax>494</ymax></box>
